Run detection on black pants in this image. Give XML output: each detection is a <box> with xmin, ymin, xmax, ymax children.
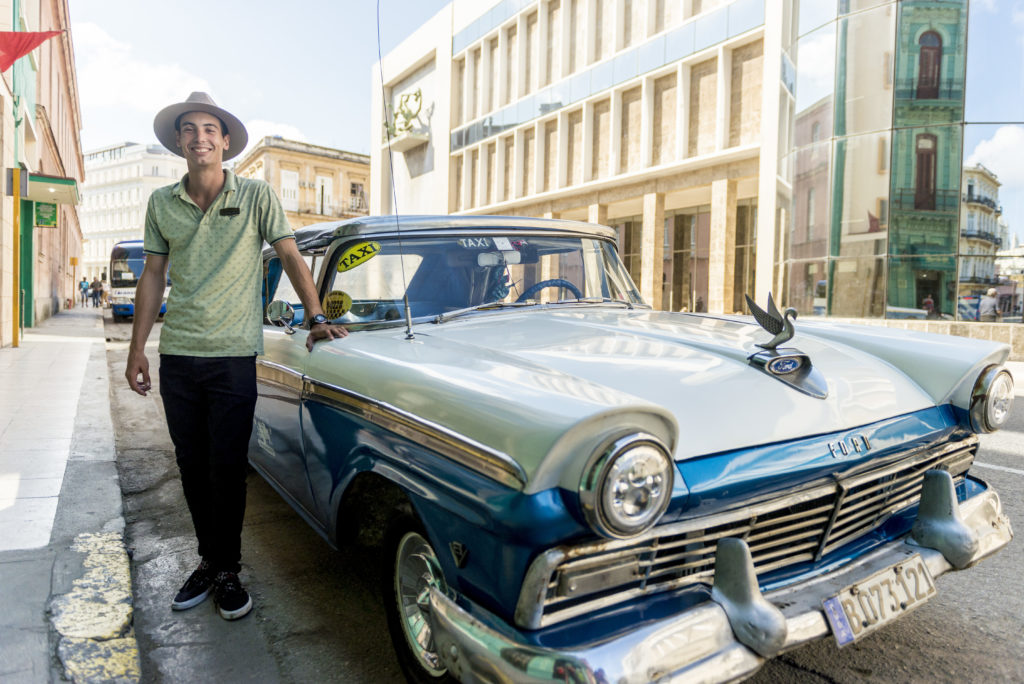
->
<box><xmin>159</xmin><ymin>354</ymin><xmax>257</xmax><ymax>574</ymax></box>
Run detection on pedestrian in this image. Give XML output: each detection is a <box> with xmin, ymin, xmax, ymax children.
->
<box><xmin>78</xmin><ymin>277</ymin><xmax>88</xmax><ymax>306</ymax></box>
<box><xmin>922</xmin><ymin>293</ymin><xmax>936</xmax><ymax>319</ymax></box>
<box><xmin>101</xmin><ymin>279</ymin><xmax>110</xmax><ymax>308</ymax></box>
<box><xmin>123</xmin><ymin>92</ymin><xmax>347</xmax><ymax>621</ymax></box>
<box><xmin>979</xmin><ymin>288</ymin><xmax>1000</xmax><ymax>322</ymax></box>
<box><xmin>90</xmin><ymin>276</ymin><xmax>102</xmax><ymax>308</ymax></box>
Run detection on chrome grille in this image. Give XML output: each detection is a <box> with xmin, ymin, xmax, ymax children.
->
<box><xmin>521</xmin><ymin>437</ymin><xmax>976</xmax><ymax>629</ymax></box>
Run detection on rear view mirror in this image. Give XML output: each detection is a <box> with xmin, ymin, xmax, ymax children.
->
<box><xmin>266</xmin><ymin>300</ymin><xmax>296</xmax><ymax>334</ymax></box>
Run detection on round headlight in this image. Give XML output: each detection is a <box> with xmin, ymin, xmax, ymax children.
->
<box><xmin>580</xmin><ymin>434</ymin><xmax>674</xmax><ymax>539</ymax></box>
<box><xmin>970</xmin><ymin>366</ymin><xmax>1015</xmax><ymax>433</ymax></box>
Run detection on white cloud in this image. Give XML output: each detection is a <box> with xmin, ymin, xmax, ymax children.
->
<box><xmin>74</xmin><ymin>22</ymin><xmax>211</xmax><ymax>115</ymax></box>
<box><xmin>967</xmin><ymin>125</ymin><xmax>1024</xmax><ymax>188</ymax></box>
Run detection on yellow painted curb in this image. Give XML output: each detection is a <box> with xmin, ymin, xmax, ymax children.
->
<box><xmin>50</xmin><ymin>532</ymin><xmax>140</xmax><ymax>683</ymax></box>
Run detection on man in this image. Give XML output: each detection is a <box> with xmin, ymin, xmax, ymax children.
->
<box><xmin>124</xmin><ymin>92</ymin><xmax>347</xmax><ymax>620</ymax></box>
<box><xmin>979</xmin><ymin>287</ymin><xmax>1000</xmax><ymax>322</ymax></box>
<box><xmin>90</xmin><ymin>276</ymin><xmax>103</xmax><ymax>308</ymax></box>
<box><xmin>79</xmin><ymin>277</ymin><xmax>88</xmax><ymax>307</ymax></box>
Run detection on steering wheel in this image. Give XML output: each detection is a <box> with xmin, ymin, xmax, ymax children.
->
<box><xmin>515</xmin><ymin>278</ymin><xmax>583</xmax><ymax>303</ymax></box>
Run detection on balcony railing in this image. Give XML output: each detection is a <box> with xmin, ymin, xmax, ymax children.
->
<box><xmin>894</xmin><ymin>78</ymin><xmax>964</xmax><ymax>102</ymax></box>
<box><xmin>893</xmin><ymin>188</ymin><xmax>960</xmax><ymax>212</ymax></box>
<box><xmin>293</xmin><ymin>202</ymin><xmax>368</xmax><ymax>218</ymax></box>
<box><xmin>961</xmin><ymin>229</ymin><xmax>1002</xmax><ymax>247</ymax></box>
<box><xmin>963</xmin><ymin>192</ymin><xmax>1001</xmax><ymax>213</ymax></box>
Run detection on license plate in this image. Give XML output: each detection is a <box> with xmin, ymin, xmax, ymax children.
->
<box><xmin>822</xmin><ymin>554</ymin><xmax>936</xmax><ymax>646</ymax></box>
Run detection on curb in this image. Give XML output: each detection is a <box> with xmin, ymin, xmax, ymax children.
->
<box><xmin>46</xmin><ymin>309</ymin><xmax>140</xmax><ymax>683</ymax></box>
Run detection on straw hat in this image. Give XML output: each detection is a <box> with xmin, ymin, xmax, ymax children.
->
<box><xmin>153</xmin><ymin>91</ymin><xmax>248</xmax><ymax>161</ymax></box>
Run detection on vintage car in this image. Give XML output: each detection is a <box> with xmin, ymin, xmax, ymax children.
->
<box><xmin>253</xmin><ymin>215</ymin><xmax>1014</xmax><ymax>683</ymax></box>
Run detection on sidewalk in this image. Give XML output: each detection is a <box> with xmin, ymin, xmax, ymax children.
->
<box><xmin>0</xmin><ymin>306</ymin><xmax>139</xmax><ymax>683</ymax></box>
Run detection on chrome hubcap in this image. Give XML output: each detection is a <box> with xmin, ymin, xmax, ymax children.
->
<box><xmin>394</xmin><ymin>531</ymin><xmax>447</xmax><ymax>676</ymax></box>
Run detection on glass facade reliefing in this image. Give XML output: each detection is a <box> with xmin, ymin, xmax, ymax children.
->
<box><xmin>450</xmin><ymin>0</ymin><xmax>765</xmax><ymax>153</ymax></box>
<box><xmin>784</xmin><ymin>0</ymin><xmax>1022</xmax><ymax>322</ymax></box>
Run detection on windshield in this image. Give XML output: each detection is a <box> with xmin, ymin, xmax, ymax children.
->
<box><xmin>110</xmin><ymin>243</ymin><xmax>171</xmax><ymax>288</ymax></box>
<box><xmin>321</xmin><ymin>234</ymin><xmax>644</xmax><ymax>325</ymax></box>
<box><xmin>110</xmin><ymin>244</ymin><xmax>145</xmax><ymax>288</ymax></box>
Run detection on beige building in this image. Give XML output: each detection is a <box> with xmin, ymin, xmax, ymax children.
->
<box><xmin>234</xmin><ymin>136</ymin><xmax>370</xmax><ymax>230</ymax></box>
<box><xmin>372</xmin><ymin>0</ymin><xmax>787</xmax><ymax>314</ymax></box>
<box><xmin>0</xmin><ymin>0</ymin><xmax>84</xmax><ymax>346</ymax></box>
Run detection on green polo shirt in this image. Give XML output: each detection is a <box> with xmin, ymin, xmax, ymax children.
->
<box><xmin>144</xmin><ymin>170</ymin><xmax>293</xmax><ymax>356</ymax></box>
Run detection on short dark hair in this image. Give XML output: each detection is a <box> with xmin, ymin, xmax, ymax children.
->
<box><xmin>174</xmin><ymin>112</ymin><xmax>228</xmax><ymax>136</ymax></box>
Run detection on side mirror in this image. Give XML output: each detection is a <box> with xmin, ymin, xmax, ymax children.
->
<box><xmin>266</xmin><ymin>300</ymin><xmax>296</xmax><ymax>335</ymax></box>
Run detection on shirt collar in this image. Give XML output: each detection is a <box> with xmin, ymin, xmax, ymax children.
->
<box><xmin>172</xmin><ymin>169</ymin><xmax>237</xmax><ymax>203</ymax></box>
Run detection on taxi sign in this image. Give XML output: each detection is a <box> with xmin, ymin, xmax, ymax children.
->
<box><xmin>337</xmin><ymin>241</ymin><xmax>381</xmax><ymax>272</ymax></box>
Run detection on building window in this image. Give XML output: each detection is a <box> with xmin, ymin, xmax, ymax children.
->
<box><xmin>811</xmin><ymin>121</ymin><xmax>821</xmax><ymax>143</ymax></box>
<box><xmin>280</xmin><ymin>169</ymin><xmax>299</xmax><ymax>211</ymax></box>
<box><xmin>350</xmin><ymin>182</ymin><xmax>366</xmax><ymax>211</ymax></box>
<box><xmin>807</xmin><ymin>187</ymin><xmax>816</xmax><ymax>228</ymax></box>
<box><xmin>878</xmin><ymin>137</ymin><xmax>889</xmax><ymax>172</ymax></box>
<box><xmin>315</xmin><ymin>175</ymin><xmax>333</xmax><ymax>215</ymax></box>
<box><xmin>914</xmin><ymin>133</ymin><xmax>937</xmax><ymax>210</ymax></box>
<box><xmin>916</xmin><ymin>31</ymin><xmax>942</xmax><ymax>100</ymax></box>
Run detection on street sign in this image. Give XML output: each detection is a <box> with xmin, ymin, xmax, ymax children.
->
<box><xmin>35</xmin><ymin>201</ymin><xmax>57</xmax><ymax>227</ymax></box>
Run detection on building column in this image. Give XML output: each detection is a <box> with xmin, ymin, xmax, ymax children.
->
<box><xmin>708</xmin><ymin>178</ymin><xmax>738</xmax><ymax>314</ymax></box>
<box><xmin>641</xmin><ymin>191</ymin><xmax>665</xmax><ymax>309</ymax></box>
<box><xmin>588</xmin><ymin>202</ymin><xmax>607</xmax><ymax>225</ymax></box>
<box><xmin>756</xmin><ymin>0</ymin><xmax>785</xmax><ymax>305</ymax></box>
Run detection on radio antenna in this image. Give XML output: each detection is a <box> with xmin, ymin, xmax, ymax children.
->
<box><xmin>377</xmin><ymin>0</ymin><xmax>415</xmax><ymax>340</ymax></box>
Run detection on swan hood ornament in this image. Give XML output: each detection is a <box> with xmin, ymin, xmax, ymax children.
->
<box><xmin>745</xmin><ymin>293</ymin><xmax>797</xmax><ymax>350</ymax></box>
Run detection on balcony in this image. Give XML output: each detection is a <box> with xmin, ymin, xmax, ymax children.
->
<box><xmin>893</xmin><ymin>188</ymin><xmax>960</xmax><ymax>212</ymax></box>
<box><xmin>963</xmin><ymin>192</ymin><xmax>1001</xmax><ymax>213</ymax></box>
<box><xmin>894</xmin><ymin>78</ymin><xmax>964</xmax><ymax>103</ymax></box>
<box><xmin>962</xmin><ymin>229</ymin><xmax>1002</xmax><ymax>247</ymax></box>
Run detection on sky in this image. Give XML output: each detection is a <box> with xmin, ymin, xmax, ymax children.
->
<box><xmin>70</xmin><ymin>0</ymin><xmax>450</xmax><ymax>157</ymax></box>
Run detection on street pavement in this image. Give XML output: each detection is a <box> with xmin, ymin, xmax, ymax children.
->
<box><xmin>0</xmin><ymin>306</ymin><xmax>139</xmax><ymax>683</ymax></box>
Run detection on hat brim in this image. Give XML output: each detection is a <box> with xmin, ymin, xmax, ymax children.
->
<box><xmin>153</xmin><ymin>101</ymin><xmax>248</xmax><ymax>161</ymax></box>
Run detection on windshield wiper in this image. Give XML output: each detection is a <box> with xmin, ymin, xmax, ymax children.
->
<box><xmin>433</xmin><ymin>300</ymin><xmax>536</xmax><ymax>324</ymax></box>
<box><xmin>549</xmin><ymin>297</ymin><xmax>637</xmax><ymax>309</ymax></box>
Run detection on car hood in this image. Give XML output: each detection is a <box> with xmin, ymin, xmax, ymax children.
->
<box><xmin>304</xmin><ymin>308</ymin><xmax>1005</xmax><ymax>494</ymax></box>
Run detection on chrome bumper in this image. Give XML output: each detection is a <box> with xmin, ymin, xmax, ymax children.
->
<box><xmin>427</xmin><ymin>476</ymin><xmax>1012</xmax><ymax>684</ymax></box>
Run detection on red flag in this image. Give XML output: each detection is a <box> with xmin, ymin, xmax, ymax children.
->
<box><xmin>0</xmin><ymin>30</ymin><xmax>62</xmax><ymax>72</ymax></box>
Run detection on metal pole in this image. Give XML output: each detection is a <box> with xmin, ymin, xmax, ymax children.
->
<box><xmin>12</xmin><ymin>167</ymin><xmax>21</xmax><ymax>347</ymax></box>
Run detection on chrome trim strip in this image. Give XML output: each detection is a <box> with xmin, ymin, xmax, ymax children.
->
<box><xmin>256</xmin><ymin>359</ymin><xmax>304</xmax><ymax>392</ymax></box>
<box><xmin>304</xmin><ymin>378</ymin><xmax>527</xmax><ymax>490</ymax></box>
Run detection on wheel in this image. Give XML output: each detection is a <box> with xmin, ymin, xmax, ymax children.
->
<box><xmin>381</xmin><ymin>512</ymin><xmax>455</xmax><ymax>684</ymax></box>
<box><xmin>515</xmin><ymin>278</ymin><xmax>583</xmax><ymax>302</ymax></box>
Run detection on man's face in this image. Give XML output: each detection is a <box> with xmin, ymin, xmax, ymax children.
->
<box><xmin>175</xmin><ymin>111</ymin><xmax>230</xmax><ymax>167</ymax></box>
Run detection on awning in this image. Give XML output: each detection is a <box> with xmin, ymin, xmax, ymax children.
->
<box><xmin>25</xmin><ymin>172</ymin><xmax>79</xmax><ymax>204</ymax></box>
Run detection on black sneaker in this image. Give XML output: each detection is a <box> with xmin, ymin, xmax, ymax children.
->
<box><xmin>171</xmin><ymin>560</ymin><xmax>215</xmax><ymax>610</ymax></box>
<box><xmin>214</xmin><ymin>571</ymin><xmax>253</xmax><ymax>620</ymax></box>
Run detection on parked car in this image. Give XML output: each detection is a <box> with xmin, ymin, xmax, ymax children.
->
<box><xmin>253</xmin><ymin>215</ymin><xmax>1014</xmax><ymax>683</ymax></box>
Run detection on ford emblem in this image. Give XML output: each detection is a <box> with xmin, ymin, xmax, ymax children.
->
<box><xmin>767</xmin><ymin>356</ymin><xmax>803</xmax><ymax>375</ymax></box>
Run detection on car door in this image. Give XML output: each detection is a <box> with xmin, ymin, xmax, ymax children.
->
<box><xmin>251</xmin><ymin>253</ymin><xmax>319</xmax><ymax>520</ymax></box>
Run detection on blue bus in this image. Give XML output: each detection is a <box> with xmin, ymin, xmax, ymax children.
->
<box><xmin>109</xmin><ymin>240</ymin><xmax>168</xmax><ymax>321</ymax></box>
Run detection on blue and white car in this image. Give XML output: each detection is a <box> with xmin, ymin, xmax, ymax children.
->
<box><xmin>253</xmin><ymin>215</ymin><xmax>1013</xmax><ymax>683</ymax></box>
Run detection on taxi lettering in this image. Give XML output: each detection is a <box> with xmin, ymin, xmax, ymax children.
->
<box><xmin>337</xmin><ymin>241</ymin><xmax>381</xmax><ymax>272</ymax></box>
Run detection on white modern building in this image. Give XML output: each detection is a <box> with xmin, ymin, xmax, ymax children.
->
<box><xmin>80</xmin><ymin>143</ymin><xmax>187</xmax><ymax>280</ymax></box>
<box><xmin>372</xmin><ymin>0</ymin><xmax>785</xmax><ymax>314</ymax></box>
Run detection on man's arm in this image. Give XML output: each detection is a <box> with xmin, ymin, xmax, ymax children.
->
<box><xmin>125</xmin><ymin>254</ymin><xmax>168</xmax><ymax>396</ymax></box>
<box><xmin>273</xmin><ymin>238</ymin><xmax>348</xmax><ymax>351</ymax></box>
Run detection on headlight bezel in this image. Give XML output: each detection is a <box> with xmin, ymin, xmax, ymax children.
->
<box><xmin>579</xmin><ymin>433</ymin><xmax>674</xmax><ymax>539</ymax></box>
<box><xmin>969</xmin><ymin>365</ymin><xmax>1014</xmax><ymax>433</ymax></box>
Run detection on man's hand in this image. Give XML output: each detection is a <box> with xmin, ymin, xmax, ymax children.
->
<box><xmin>126</xmin><ymin>349</ymin><xmax>152</xmax><ymax>396</ymax></box>
<box><xmin>306</xmin><ymin>322</ymin><xmax>348</xmax><ymax>352</ymax></box>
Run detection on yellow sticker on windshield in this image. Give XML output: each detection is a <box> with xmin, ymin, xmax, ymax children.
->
<box><xmin>323</xmin><ymin>290</ymin><xmax>352</xmax><ymax>319</ymax></box>
<box><xmin>337</xmin><ymin>241</ymin><xmax>381</xmax><ymax>272</ymax></box>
